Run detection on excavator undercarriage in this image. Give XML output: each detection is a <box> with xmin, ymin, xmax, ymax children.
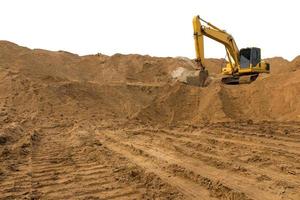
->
<box><xmin>221</xmin><ymin>74</ymin><xmax>258</xmax><ymax>85</ymax></box>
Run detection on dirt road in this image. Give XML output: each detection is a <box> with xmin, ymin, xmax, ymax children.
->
<box><xmin>1</xmin><ymin>121</ymin><xmax>299</xmax><ymax>200</ymax></box>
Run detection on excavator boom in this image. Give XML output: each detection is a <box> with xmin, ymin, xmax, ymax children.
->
<box><xmin>193</xmin><ymin>16</ymin><xmax>239</xmax><ymax>70</ymax></box>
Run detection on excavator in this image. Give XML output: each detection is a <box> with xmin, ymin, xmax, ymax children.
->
<box><xmin>193</xmin><ymin>16</ymin><xmax>270</xmax><ymax>86</ymax></box>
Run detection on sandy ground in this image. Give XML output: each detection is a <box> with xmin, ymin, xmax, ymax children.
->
<box><xmin>1</xmin><ymin>121</ymin><xmax>299</xmax><ymax>199</ymax></box>
<box><xmin>0</xmin><ymin>41</ymin><xmax>300</xmax><ymax>199</ymax></box>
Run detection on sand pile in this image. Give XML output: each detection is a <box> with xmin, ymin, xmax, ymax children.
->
<box><xmin>265</xmin><ymin>56</ymin><xmax>300</xmax><ymax>74</ymax></box>
<box><xmin>0</xmin><ymin>41</ymin><xmax>299</xmax><ymax>128</ymax></box>
<box><xmin>136</xmin><ymin>69</ymin><xmax>300</xmax><ymax>124</ymax></box>
<box><xmin>134</xmin><ymin>54</ymin><xmax>300</xmax><ymax>124</ymax></box>
<box><xmin>291</xmin><ymin>56</ymin><xmax>300</xmax><ymax>70</ymax></box>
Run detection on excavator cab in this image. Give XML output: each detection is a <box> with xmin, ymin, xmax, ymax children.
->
<box><xmin>240</xmin><ymin>48</ymin><xmax>261</xmax><ymax>68</ymax></box>
<box><xmin>221</xmin><ymin>47</ymin><xmax>269</xmax><ymax>84</ymax></box>
<box><xmin>238</xmin><ymin>47</ymin><xmax>270</xmax><ymax>77</ymax></box>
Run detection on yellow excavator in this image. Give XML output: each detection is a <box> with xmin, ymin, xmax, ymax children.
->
<box><xmin>193</xmin><ymin>16</ymin><xmax>270</xmax><ymax>86</ymax></box>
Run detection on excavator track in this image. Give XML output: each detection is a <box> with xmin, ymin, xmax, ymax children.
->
<box><xmin>221</xmin><ymin>76</ymin><xmax>240</xmax><ymax>85</ymax></box>
<box><xmin>221</xmin><ymin>74</ymin><xmax>259</xmax><ymax>85</ymax></box>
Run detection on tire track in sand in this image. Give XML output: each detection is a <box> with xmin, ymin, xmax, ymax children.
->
<box><xmin>98</xmin><ymin>129</ymin><xmax>300</xmax><ymax>200</ymax></box>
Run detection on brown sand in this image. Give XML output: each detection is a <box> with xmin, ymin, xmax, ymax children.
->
<box><xmin>0</xmin><ymin>41</ymin><xmax>299</xmax><ymax>200</ymax></box>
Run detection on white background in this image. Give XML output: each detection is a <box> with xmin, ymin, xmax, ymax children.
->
<box><xmin>0</xmin><ymin>0</ymin><xmax>299</xmax><ymax>60</ymax></box>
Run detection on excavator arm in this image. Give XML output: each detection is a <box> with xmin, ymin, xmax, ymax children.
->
<box><xmin>193</xmin><ymin>15</ymin><xmax>240</xmax><ymax>73</ymax></box>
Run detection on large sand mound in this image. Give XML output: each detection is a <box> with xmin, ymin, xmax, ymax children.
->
<box><xmin>0</xmin><ymin>41</ymin><xmax>299</xmax><ymax>127</ymax></box>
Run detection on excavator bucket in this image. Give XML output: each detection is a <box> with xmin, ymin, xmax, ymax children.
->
<box><xmin>198</xmin><ymin>69</ymin><xmax>209</xmax><ymax>87</ymax></box>
<box><xmin>171</xmin><ymin>67</ymin><xmax>209</xmax><ymax>87</ymax></box>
